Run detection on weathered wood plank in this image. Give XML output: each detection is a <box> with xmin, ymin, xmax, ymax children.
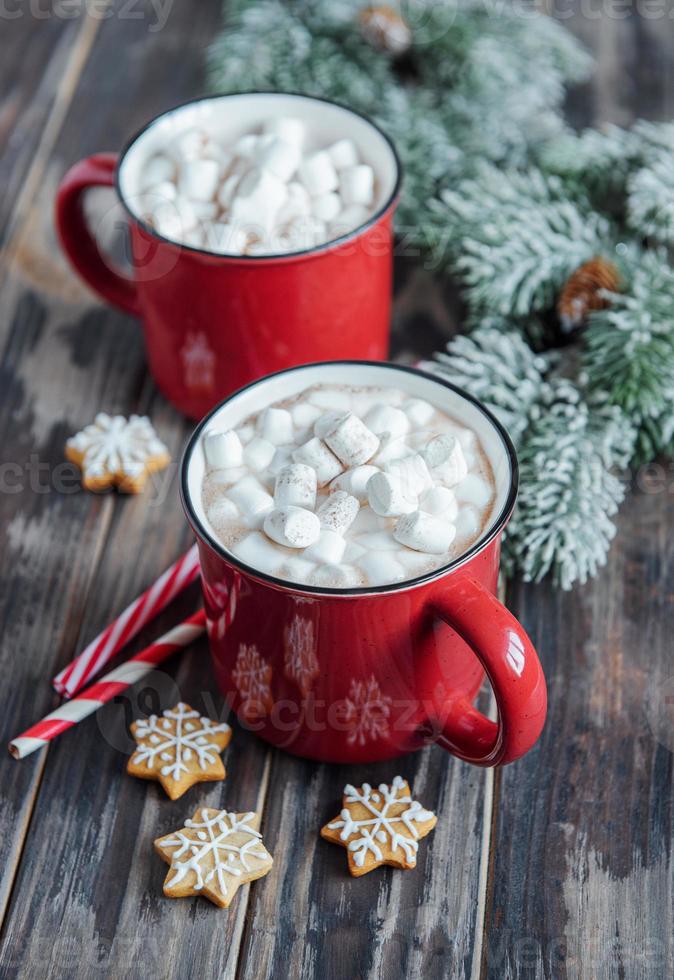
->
<box><xmin>0</xmin><ymin>0</ymin><xmax>229</xmax><ymax>949</ymax></box>
<box><xmin>482</xmin><ymin>478</ymin><xmax>674</xmax><ymax>980</ymax></box>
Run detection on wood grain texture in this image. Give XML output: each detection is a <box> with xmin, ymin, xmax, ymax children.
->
<box><xmin>482</xmin><ymin>479</ymin><xmax>674</xmax><ymax>980</ymax></box>
<box><xmin>0</xmin><ymin>4</ymin><xmax>673</xmax><ymax>980</ymax></box>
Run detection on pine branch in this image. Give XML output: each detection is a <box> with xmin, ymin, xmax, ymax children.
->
<box><xmin>437</xmin><ymin>167</ymin><xmax>611</xmax><ymax>316</ymax></box>
<box><xmin>505</xmin><ymin>380</ymin><xmax>634</xmax><ymax>590</ymax></box>
<box><xmin>583</xmin><ymin>250</ymin><xmax>674</xmax><ymax>462</ymax></box>
<box><xmin>427</xmin><ymin>327</ymin><xmax>549</xmax><ymax>444</ymax></box>
<box><xmin>627</xmin><ymin>150</ymin><xmax>674</xmax><ymax>246</ymax></box>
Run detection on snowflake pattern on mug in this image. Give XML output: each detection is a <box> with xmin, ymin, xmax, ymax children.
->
<box><xmin>180</xmin><ymin>331</ymin><xmax>216</xmax><ymax>391</ymax></box>
<box><xmin>232</xmin><ymin>643</ymin><xmax>273</xmax><ymax>721</ymax></box>
<box><xmin>283</xmin><ymin>615</ymin><xmax>319</xmax><ymax>696</ymax></box>
<box><xmin>341</xmin><ymin>674</ymin><xmax>393</xmax><ymax>746</ymax></box>
<box><xmin>321</xmin><ymin>776</ymin><xmax>437</xmax><ymax>876</ymax></box>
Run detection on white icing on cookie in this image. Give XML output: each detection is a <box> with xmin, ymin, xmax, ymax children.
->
<box><xmin>327</xmin><ymin>775</ymin><xmax>435</xmax><ymax>868</ymax></box>
<box><xmin>67</xmin><ymin>412</ymin><xmax>169</xmax><ymax>481</ymax></box>
<box><xmin>131</xmin><ymin>703</ymin><xmax>231</xmax><ymax>781</ymax></box>
<box><xmin>162</xmin><ymin>809</ymin><xmax>269</xmax><ymax>895</ymax></box>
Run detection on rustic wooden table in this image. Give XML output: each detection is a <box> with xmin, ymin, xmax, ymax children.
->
<box><xmin>0</xmin><ymin>3</ymin><xmax>672</xmax><ymax>978</ymax></box>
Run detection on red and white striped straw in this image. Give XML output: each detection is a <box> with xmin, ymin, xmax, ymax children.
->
<box><xmin>10</xmin><ymin>609</ymin><xmax>207</xmax><ymax>760</ymax></box>
<box><xmin>53</xmin><ymin>544</ymin><xmax>201</xmax><ymax>699</ymax></box>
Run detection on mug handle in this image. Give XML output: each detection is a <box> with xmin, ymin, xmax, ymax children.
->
<box><xmin>55</xmin><ymin>153</ymin><xmax>141</xmax><ymax>316</ymax></box>
<box><xmin>425</xmin><ymin>575</ymin><xmax>547</xmax><ymax>766</ymax></box>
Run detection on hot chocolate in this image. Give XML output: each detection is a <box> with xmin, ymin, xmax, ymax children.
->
<box><xmin>200</xmin><ymin>383</ymin><xmax>496</xmax><ymax>589</ymax></box>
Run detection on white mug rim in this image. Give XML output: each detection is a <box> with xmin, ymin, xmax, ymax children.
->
<box><xmin>114</xmin><ymin>91</ymin><xmax>403</xmax><ymax>263</ymax></box>
<box><xmin>180</xmin><ymin>360</ymin><xmax>519</xmax><ymax>598</ymax></box>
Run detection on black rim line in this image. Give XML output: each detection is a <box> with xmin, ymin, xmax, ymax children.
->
<box><xmin>113</xmin><ymin>91</ymin><xmax>404</xmax><ymax>262</ymax></box>
<box><xmin>179</xmin><ymin>361</ymin><xmax>520</xmax><ymax>598</ymax></box>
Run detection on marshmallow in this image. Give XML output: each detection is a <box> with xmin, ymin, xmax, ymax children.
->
<box><xmin>205</xmin><ymin>222</ymin><xmax>247</xmax><ymax>254</ymax></box>
<box><xmin>256</xmin><ymin>137</ymin><xmax>301</xmax><ymax>182</ymax></box>
<box><xmin>457</xmin><ymin>427</ymin><xmax>477</xmax><ymax>450</ymax></box>
<box><xmin>343</xmin><ymin>540</ymin><xmax>367</xmax><ymax>563</ymax></box>
<box><xmin>258</xmin><ymin>407</ymin><xmax>294</xmax><ymax>445</ymax></box>
<box><xmin>385</xmin><ymin>454</ymin><xmax>433</xmax><ymax>497</ymax></box>
<box><xmin>309</xmin><ymin>564</ymin><xmax>362</xmax><ymax>589</ymax></box>
<box><xmin>327</xmin><ymin>138</ymin><xmax>359</xmax><ymax>170</ymax></box>
<box><xmin>454</xmin><ymin>474</ymin><xmax>493</xmax><ymax>508</ymax></box>
<box><xmin>276</xmin><ymin>181</ymin><xmax>312</xmax><ymax>225</ymax></box>
<box><xmin>304</xmin><ymin>528</ymin><xmax>347</xmax><ymax>565</ymax></box>
<box><xmin>308</xmin><ymin>388</ymin><xmax>352</xmax><ymax>411</ymax></box>
<box><xmin>358</xmin><ymin>552</ymin><xmax>406</xmax><ymax>587</ymax></box>
<box><xmin>204</xmin><ymin>429</ymin><xmax>243</xmax><ymax>469</ymax></box>
<box><xmin>350</xmin><ymin>506</ymin><xmax>385</xmax><ymax>535</ymax></box>
<box><xmin>291</xmin><ymin>401</ymin><xmax>322</xmax><ymax>431</ymax></box>
<box><xmin>298</xmin><ymin>150</ymin><xmax>339</xmax><ymax>196</ymax></box>
<box><xmin>330</xmin><ymin>204</ymin><xmax>369</xmax><ymax>236</ymax></box>
<box><xmin>236</xmin><ymin>423</ymin><xmax>255</xmax><ymax>445</ymax></box>
<box><xmin>356</xmin><ymin>531</ymin><xmax>400</xmax><ymax>552</ymax></box>
<box><xmin>192</xmin><ymin>200</ymin><xmax>219</xmax><ymax>222</ymax></box>
<box><xmin>233</xmin><ymin>134</ymin><xmax>261</xmax><ymax>159</ymax></box>
<box><xmin>232</xmin><ymin>532</ymin><xmax>287</xmax><ymax>576</ymax></box>
<box><xmin>455</xmin><ymin>504</ymin><xmax>481</xmax><ymax>541</ymax></box>
<box><xmin>323</xmin><ymin>413</ymin><xmax>380</xmax><ymax>466</ymax></box>
<box><xmin>367</xmin><ymin>471</ymin><xmax>417</xmax><ymax>517</ymax></box>
<box><xmin>371</xmin><ymin>433</ymin><xmax>410</xmax><ymax>466</ymax></box>
<box><xmin>150</xmin><ymin>197</ymin><xmax>197</xmax><ymax>240</ymax></box>
<box><xmin>144</xmin><ymin>180</ymin><xmax>177</xmax><ymax>205</ymax></box>
<box><xmin>274</xmin><ymin>463</ymin><xmax>317</xmax><ymax>509</ymax></box>
<box><xmin>206</xmin><ymin>495</ymin><xmax>239</xmax><ymax>525</ymax></box>
<box><xmin>264</xmin><ymin>506</ymin><xmax>321</xmax><ymax>548</ymax></box>
<box><xmin>330</xmin><ymin>464</ymin><xmax>380</xmax><ymax>502</ymax></box>
<box><xmin>227</xmin><ymin>475</ymin><xmax>274</xmax><ymax>528</ymax></box>
<box><xmin>178</xmin><ymin>158</ymin><xmax>221</xmax><ymax>202</ymax></box>
<box><xmin>339</xmin><ymin>165</ymin><xmax>374</xmax><ymax>206</ymax></box>
<box><xmin>394</xmin><ymin>512</ymin><xmax>456</xmax><ymax>554</ymax></box>
<box><xmin>140</xmin><ymin>155</ymin><xmax>176</xmax><ymax>191</ymax></box>
<box><xmin>312</xmin><ymin>192</ymin><xmax>341</xmax><ymax>222</ymax></box>
<box><xmin>314</xmin><ymin>411</ymin><xmax>346</xmax><ymax>439</ymax></box>
<box><xmin>173</xmin><ymin>128</ymin><xmax>208</xmax><ymax>163</ymax></box>
<box><xmin>281</xmin><ymin>216</ymin><xmax>327</xmax><ymax>251</ymax></box>
<box><xmin>268</xmin><ymin>446</ymin><xmax>294</xmax><ymax>477</ymax></box>
<box><xmin>396</xmin><ymin>549</ymin><xmax>435</xmax><ymax>577</ymax></box>
<box><xmin>279</xmin><ymin>556</ymin><xmax>316</xmax><ymax>583</ymax></box>
<box><xmin>231</xmin><ymin>168</ymin><xmax>287</xmax><ymax>233</ymax></box>
<box><xmin>419</xmin><ymin>486</ymin><xmax>459</xmax><ymax>521</ymax></box>
<box><xmin>263</xmin><ymin>117</ymin><xmax>306</xmax><ymax>147</ymax></box>
<box><xmin>422</xmin><ymin>434</ymin><xmax>468</xmax><ymax>486</ymax></box>
<box><xmin>217</xmin><ymin>173</ymin><xmax>241</xmax><ymax>209</ymax></box>
<box><xmin>363</xmin><ymin>405</ymin><xmax>410</xmax><ymax>438</ymax></box>
<box><xmin>208</xmin><ymin>466</ymin><xmax>247</xmax><ymax>488</ymax></box>
<box><xmin>404</xmin><ymin>399</ymin><xmax>435</xmax><ymax>427</ymax></box>
<box><xmin>243</xmin><ymin>437</ymin><xmax>276</xmax><ymax>472</ymax></box>
<box><xmin>292</xmin><ymin>437</ymin><xmax>343</xmax><ymax>486</ymax></box>
<box><xmin>316</xmin><ymin>490</ymin><xmax>360</xmax><ymax>534</ymax></box>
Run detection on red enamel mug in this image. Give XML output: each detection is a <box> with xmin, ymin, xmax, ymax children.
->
<box><xmin>55</xmin><ymin>93</ymin><xmax>401</xmax><ymax>420</ymax></box>
<box><xmin>181</xmin><ymin>361</ymin><xmax>547</xmax><ymax>766</ymax></box>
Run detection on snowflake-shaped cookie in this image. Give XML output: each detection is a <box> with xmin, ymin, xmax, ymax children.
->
<box><xmin>66</xmin><ymin>412</ymin><xmax>171</xmax><ymax>493</ymax></box>
<box><xmin>321</xmin><ymin>776</ymin><xmax>437</xmax><ymax>877</ymax></box>
<box><xmin>155</xmin><ymin>807</ymin><xmax>273</xmax><ymax>908</ymax></box>
<box><xmin>127</xmin><ymin>702</ymin><xmax>232</xmax><ymax>800</ymax></box>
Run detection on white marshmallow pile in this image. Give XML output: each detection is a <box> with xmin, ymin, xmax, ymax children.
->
<box><xmin>138</xmin><ymin>118</ymin><xmax>377</xmax><ymax>255</ymax></box>
<box><xmin>200</xmin><ymin>385</ymin><xmax>495</xmax><ymax>588</ymax></box>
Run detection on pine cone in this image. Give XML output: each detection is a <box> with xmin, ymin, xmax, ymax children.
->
<box><xmin>358</xmin><ymin>6</ymin><xmax>411</xmax><ymax>55</ymax></box>
<box><xmin>558</xmin><ymin>257</ymin><xmax>620</xmax><ymax>333</ymax></box>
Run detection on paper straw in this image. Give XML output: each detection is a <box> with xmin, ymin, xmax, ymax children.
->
<box><xmin>10</xmin><ymin>609</ymin><xmax>207</xmax><ymax>760</ymax></box>
<box><xmin>53</xmin><ymin>544</ymin><xmax>201</xmax><ymax>698</ymax></box>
